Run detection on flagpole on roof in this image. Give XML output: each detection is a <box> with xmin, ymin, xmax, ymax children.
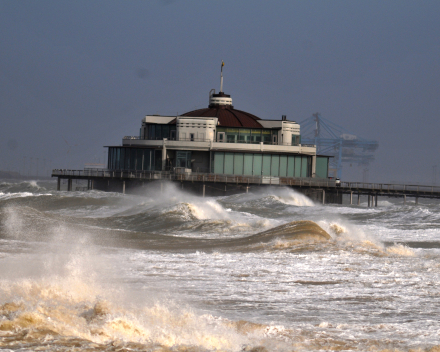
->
<box><xmin>220</xmin><ymin>60</ymin><xmax>224</xmax><ymax>93</ymax></box>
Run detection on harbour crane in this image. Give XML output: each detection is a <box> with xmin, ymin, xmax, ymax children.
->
<box><xmin>300</xmin><ymin>113</ymin><xmax>379</xmax><ymax>179</ymax></box>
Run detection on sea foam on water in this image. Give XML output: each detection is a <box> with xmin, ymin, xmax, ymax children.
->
<box><xmin>1</xmin><ymin>181</ymin><xmax>440</xmax><ymax>351</ymax></box>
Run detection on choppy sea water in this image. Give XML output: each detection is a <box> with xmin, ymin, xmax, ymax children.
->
<box><xmin>0</xmin><ymin>179</ymin><xmax>439</xmax><ymax>352</ymax></box>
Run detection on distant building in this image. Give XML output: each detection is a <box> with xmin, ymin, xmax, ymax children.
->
<box><xmin>106</xmin><ymin>68</ymin><xmax>329</xmax><ymax>179</ymax></box>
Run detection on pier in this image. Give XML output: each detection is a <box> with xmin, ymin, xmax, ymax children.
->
<box><xmin>52</xmin><ymin>169</ymin><xmax>440</xmax><ymax>205</ymax></box>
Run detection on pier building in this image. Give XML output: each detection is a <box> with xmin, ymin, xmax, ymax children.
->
<box><xmin>102</xmin><ymin>63</ymin><xmax>331</xmax><ymax>191</ymax></box>
<box><xmin>108</xmin><ymin>88</ymin><xmax>329</xmax><ymax>181</ymax></box>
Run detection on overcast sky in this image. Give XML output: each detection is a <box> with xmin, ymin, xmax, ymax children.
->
<box><xmin>1</xmin><ymin>0</ymin><xmax>439</xmax><ymax>183</ymax></box>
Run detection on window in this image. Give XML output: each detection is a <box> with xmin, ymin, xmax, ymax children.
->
<box><xmin>190</xmin><ymin>133</ymin><xmax>195</xmax><ymax>141</ymax></box>
<box><xmin>291</xmin><ymin>135</ymin><xmax>300</xmax><ymax>146</ymax></box>
<box><xmin>176</xmin><ymin>151</ymin><xmax>191</xmax><ymax>169</ymax></box>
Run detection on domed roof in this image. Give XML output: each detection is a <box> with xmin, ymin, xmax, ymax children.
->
<box><xmin>181</xmin><ymin>92</ymin><xmax>263</xmax><ymax>128</ymax></box>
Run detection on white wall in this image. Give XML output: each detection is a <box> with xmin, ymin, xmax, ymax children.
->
<box><xmin>176</xmin><ymin>116</ymin><xmax>218</xmax><ymax>142</ymax></box>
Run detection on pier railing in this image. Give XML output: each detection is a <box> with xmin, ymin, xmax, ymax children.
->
<box><xmin>52</xmin><ymin>169</ymin><xmax>336</xmax><ymax>187</ymax></box>
<box><xmin>339</xmin><ymin>181</ymin><xmax>440</xmax><ymax>194</ymax></box>
<box><xmin>52</xmin><ymin>169</ymin><xmax>440</xmax><ymax>194</ymax></box>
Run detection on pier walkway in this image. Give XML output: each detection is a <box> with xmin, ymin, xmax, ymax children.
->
<box><xmin>52</xmin><ymin>169</ymin><xmax>440</xmax><ymax>205</ymax></box>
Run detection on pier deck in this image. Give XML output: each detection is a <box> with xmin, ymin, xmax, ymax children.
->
<box><xmin>52</xmin><ymin>169</ymin><xmax>440</xmax><ymax>205</ymax></box>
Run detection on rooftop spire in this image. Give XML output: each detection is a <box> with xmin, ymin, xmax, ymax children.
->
<box><xmin>220</xmin><ymin>60</ymin><xmax>224</xmax><ymax>93</ymax></box>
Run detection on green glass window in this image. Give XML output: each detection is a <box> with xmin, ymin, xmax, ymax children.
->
<box><xmin>251</xmin><ymin>130</ymin><xmax>261</xmax><ymax>143</ymax></box>
<box><xmin>301</xmin><ymin>157</ymin><xmax>308</xmax><ymax>177</ymax></box>
<box><xmin>279</xmin><ymin>155</ymin><xmax>287</xmax><ymax>177</ymax></box>
<box><xmin>253</xmin><ymin>154</ymin><xmax>262</xmax><ymax>176</ymax></box>
<box><xmin>271</xmin><ymin>155</ymin><xmax>280</xmax><ymax>176</ymax></box>
<box><xmin>243</xmin><ymin>154</ymin><xmax>253</xmax><ymax>175</ymax></box>
<box><xmin>224</xmin><ymin>152</ymin><xmax>234</xmax><ymax>174</ymax></box>
<box><xmin>315</xmin><ymin>157</ymin><xmax>328</xmax><ymax>178</ymax></box>
<box><xmin>291</xmin><ymin>135</ymin><xmax>300</xmax><ymax>146</ymax></box>
<box><xmin>287</xmin><ymin>156</ymin><xmax>295</xmax><ymax>177</ymax></box>
<box><xmin>262</xmin><ymin>130</ymin><xmax>271</xmax><ymax>144</ymax></box>
<box><xmin>262</xmin><ymin>154</ymin><xmax>271</xmax><ymax>176</ymax></box>
<box><xmin>294</xmin><ymin>156</ymin><xmax>301</xmax><ymax>177</ymax></box>
<box><xmin>214</xmin><ymin>152</ymin><xmax>224</xmax><ymax>174</ymax></box>
<box><xmin>234</xmin><ymin>153</ymin><xmax>244</xmax><ymax>175</ymax></box>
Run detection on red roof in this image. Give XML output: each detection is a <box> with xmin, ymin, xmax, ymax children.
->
<box><xmin>180</xmin><ymin>107</ymin><xmax>263</xmax><ymax>128</ymax></box>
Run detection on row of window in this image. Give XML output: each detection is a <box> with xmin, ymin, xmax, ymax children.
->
<box><xmin>143</xmin><ymin>124</ymin><xmax>176</xmax><ymax>140</ymax></box>
<box><xmin>213</xmin><ymin>152</ymin><xmax>311</xmax><ymax>177</ymax></box>
<box><xmin>108</xmin><ymin>147</ymin><xmax>160</xmax><ymax>171</ymax></box>
<box><xmin>142</xmin><ymin>124</ymin><xmax>301</xmax><ymax>146</ymax></box>
<box><xmin>107</xmin><ymin>147</ymin><xmax>326</xmax><ymax>178</ymax></box>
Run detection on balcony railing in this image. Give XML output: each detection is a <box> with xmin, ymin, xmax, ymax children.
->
<box><xmin>123</xmin><ymin>136</ymin><xmax>140</xmax><ymax>140</ymax></box>
<box><xmin>130</xmin><ymin>136</ymin><xmax>314</xmax><ymax>147</ymax></box>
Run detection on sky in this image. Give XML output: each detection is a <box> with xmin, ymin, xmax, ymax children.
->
<box><xmin>1</xmin><ymin>0</ymin><xmax>439</xmax><ymax>183</ymax></box>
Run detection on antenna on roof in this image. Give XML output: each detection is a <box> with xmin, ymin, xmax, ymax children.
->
<box><xmin>220</xmin><ymin>60</ymin><xmax>224</xmax><ymax>93</ymax></box>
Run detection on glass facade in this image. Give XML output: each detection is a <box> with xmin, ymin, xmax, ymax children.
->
<box><xmin>176</xmin><ymin>151</ymin><xmax>191</xmax><ymax>168</ymax></box>
<box><xmin>108</xmin><ymin>146</ymin><xmax>323</xmax><ymax>178</ymax></box>
<box><xmin>213</xmin><ymin>152</ymin><xmax>311</xmax><ymax>177</ymax></box>
<box><xmin>108</xmin><ymin>147</ymin><xmax>156</xmax><ymax>171</ymax></box>
<box><xmin>217</xmin><ymin>127</ymin><xmax>276</xmax><ymax>144</ymax></box>
<box><xmin>144</xmin><ymin>124</ymin><xmax>176</xmax><ymax>140</ymax></box>
<box><xmin>315</xmin><ymin>156</ymin><xmax>329</xmax><ymax>178</ymax></box>
<box><xmin>291</xmin><ymin>135</ymin><xmax>301</xmax><ymax>146</ymax></box>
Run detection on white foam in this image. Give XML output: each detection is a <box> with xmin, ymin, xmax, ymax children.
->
<box><xmin>0</xmin><ymin>192</ymin><xmax>51</xmax><ymax>200</ymax></box>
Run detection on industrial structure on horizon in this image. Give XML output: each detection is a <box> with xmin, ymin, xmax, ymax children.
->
<box><xmin>300</xmin><ymin>113</ymin><xmax>379</xmax><ymax>179</ymax></box>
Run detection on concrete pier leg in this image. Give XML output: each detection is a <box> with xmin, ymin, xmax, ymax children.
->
<box><xmin>357</xmin><ymin>193</ymin><xmax>360</xmax><ymax>205</ymax></box>
<box><xmin>404</xmin><ymin>194</ymin><xmax>406</xmax><ymax>205</ymax></box>
<box><xmin>246</xmin><ymin>186</ymin><xmax>249</xmax><ymax>193</ymax></box>
<box><xmin>57</xmin><ymin>177</ymin><xmax>61</xmax><ymax>191</ymax></box>
<box><xmin>322</xmin><ymin>190</ymin><xmax>325</xmax><ymax>205</ymax></box>
<box><xmin>350</xmin><ymin>192</ymin><xmax>353</xmax><ymax>205</ymax></box>
<box><xmin>67</xmin><ymin>179</ymin><xmax>72</xmax><ymax>192</ymax></box>
<box><xmin>415</xmin><ymin>196</ymin><xmax>419</xmax><ymax>205</ymax></box>
<box><xmin>368</xmin><ymin>195</ymin><xmax>370</xmax><ymax>207</ymax></box>
<box><xmin>91</xmin><ymin>180</ymin><xmax>94</xmax><ymax>190</ymax></box>
<box><xmin>122</xmin><ymin>181</ymin><xmax>126</xmax><ymax>194</ymax></box>
<box><xmin>202</xmin><ymin>184</ymin><xmax>205</xmax><ymax>198</ymax></box>
<box><xmin>375</xmin><ymin>195</ymin><xmax>378</xmax><ymax>207</ymax></box>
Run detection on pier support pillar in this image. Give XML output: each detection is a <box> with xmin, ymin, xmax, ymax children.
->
<box><xmin>202</xmin><ymin>184</ymin><xmax>205</xmax><ymax>198</ymax></box>
<box><xmin>91</xmin><ymin>180</ymin><xmax>94</xmax><ymax>190</ymax></box>
<box><xmin>357</xmin><ymin>193</ymin><xmax>360</xmax><ymax>205</ymax></box>
<box><xmin>350</xmin><ymin>192</ymin><xmax>353</xmax><ymax>205</ymax></box>
<box><xmin>368</xmin><ymin>195</ymin><xmax>370</xmax><ymax>207</ymax></box>
<box><xmin>322</xmin><ymin>190</ymin><xmax>325</xmax><ymax>205</ymax></box>
<box><xmin>415</xmin><ymin>196</ymin><xmax>419</xmax><ymax>205</ymax></box>
<box><xmin>162</xmin><ymin>144</ymin><xmax>167</xmax><ymax>171</ymax></box>
<box><xmin>246</xmin><ymin>186</ymin><xmax>249</xmax><ymax>193</ymax></box>
<box><xmin>375</xmin><ymin>194</ymin><xmax>378</xmax><ymax>207</ymax></box>
<box><xmin>404</xmin><ymin>194</ymin><xmax>406</xmax><ymax>205</ymax></box>
<box><xmin>57</xmin><ymin>177</ymin><xmax>60</xmax><ymax>191</ymax></box>
<box><xmin>122</xmin><ymin>181</ymin><xmax>125</xmax><ymax>194</ymax></box>
<box><xmin>67</xmin><ymin>179</ymin><xmax>72</xmax><ymax>192</ymax></box>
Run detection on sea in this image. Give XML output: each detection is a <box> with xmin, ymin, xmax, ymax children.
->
<box><xmin>0</xmin><ymin>178</ymin><xmax>439</xmax><ymax>352</ymax></box>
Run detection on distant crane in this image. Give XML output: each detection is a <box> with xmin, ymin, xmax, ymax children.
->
<box><xmin>300</xmin><ymin>113</ymin><xmax>379</xmax><ymax>179</ymax></box>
